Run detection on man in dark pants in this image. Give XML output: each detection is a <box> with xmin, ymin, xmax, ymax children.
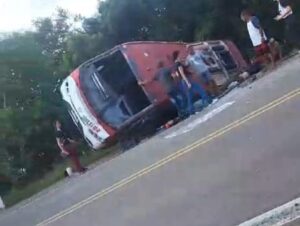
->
<box><xmin>54</xmin><ymin>120</ymin><xmax>86</xmax><ymax>173</ymax></box>
<box><xmin>139</xmin><ymin>61</ymin><xmax>187</xmax><ymax>118</ymax></box>
<box><xmin>274</xmin><ymin>0</ymin><xmax>300</xmax><ymax>48</ymax></box>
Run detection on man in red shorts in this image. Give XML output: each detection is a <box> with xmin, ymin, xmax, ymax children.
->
<box><xmin>241</xmin><ymin>9</ymin><xmax>273</xmax><ymax>65</ymax></box>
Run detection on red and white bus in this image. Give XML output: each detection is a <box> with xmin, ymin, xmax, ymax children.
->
<box><xmin>60</xmin><ymin>41</ymin><xmax>247</xmax><ymax>150</ymax></box>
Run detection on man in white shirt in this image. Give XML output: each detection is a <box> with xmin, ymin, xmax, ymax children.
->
<box><xmin>241</xmin><ymin>9</ymin><xmax>273</xmax><ymax>65</ymax></box>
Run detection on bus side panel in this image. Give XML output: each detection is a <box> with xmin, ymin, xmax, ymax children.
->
<box><xmin>121</xmin><ymin>43</ymin><xmax>187</xmax><ymax>104</ymax></box>
<box><xmin>224</xmin><ymin>40</ymin><xmax>248</xmax><ymax>71</ymax></box>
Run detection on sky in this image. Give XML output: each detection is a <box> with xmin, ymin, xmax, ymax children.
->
<box><xmin>0</xmin><ymin>0</ymin><xmax>99</xmax><ymax>32</ymax></box>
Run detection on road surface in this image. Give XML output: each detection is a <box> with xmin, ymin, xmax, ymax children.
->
<box><xmin>1</xmin><ymin>55</ymin><xmax>300</xmax><ymax>226</ymax></box>
<box><xmin>285</xmin><ymin>219</ymin><xmax>300</xmax><ymax>226</ymax></box>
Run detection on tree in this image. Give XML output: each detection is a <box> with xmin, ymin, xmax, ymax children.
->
<box><xmin>0</xmin><ymin>0</ymin><xmax>299</xmax><ymax>191</ymax></box>
<box><xmin>33</xmin><ymin>9</ymin><xmax>71</xmax><ymax>67</ymax></box>
<box><xmin>0</xmin><ymin>32</ymin><xmax>63</xmax><ymax>183</ymax></box>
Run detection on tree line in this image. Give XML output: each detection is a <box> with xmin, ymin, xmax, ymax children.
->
<box><xmin>0</xmin><ymin>0</ymin><xmax>299</xmax><ymax>194</ymax></box>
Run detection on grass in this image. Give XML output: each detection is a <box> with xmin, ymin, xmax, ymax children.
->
<box><xmin>2</xmin><ymin>146</ymin><xmax>119</xmax><ymax>208</ymax></box>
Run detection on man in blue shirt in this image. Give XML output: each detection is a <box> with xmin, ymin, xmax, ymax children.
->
<box><xmin>172</xmin><ymin>51</ymin><xmax>211</xmax><ymax>115</ymax></box>
<box><xmin>139</xmin><ymin>61</ymin><xmax>187</xmax><ymax>118</ymax></box>
<box><xmin>186</xmin><ymin>48</ymin><xmax>219</xmax><ymax>97</ymax></box>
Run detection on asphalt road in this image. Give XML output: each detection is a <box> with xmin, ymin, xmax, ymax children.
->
<box><xmin>285</xmin><ymin>219</ymin><xmax>300</xmax><ymax>226</ymax></box>
<box><xmin>1</xmin><ymin>55</ymin><xmax>300</xmax><ymax>226</ymax></box>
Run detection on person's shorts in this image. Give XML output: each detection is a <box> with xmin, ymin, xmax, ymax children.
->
<box><xmin>254</xmin><ymin>42</ymin><xmax>270</xmax><ymax>57</ymax></box>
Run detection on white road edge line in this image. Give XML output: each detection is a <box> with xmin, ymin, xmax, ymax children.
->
<box><xmin>165</xmin><ymin>101</ymin><xmax>235</xmax><ymax>139</ymax></box>
<box><xmin>238</xmin><ymin>197</ymin><xmax>300</xmax><ymax>226</ymax></box>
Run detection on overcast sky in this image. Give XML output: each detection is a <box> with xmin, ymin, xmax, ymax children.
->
<box><xmin>0</xmin><ymin>0</ymin><xmax>99</xmax><ymax>32</ymax></box>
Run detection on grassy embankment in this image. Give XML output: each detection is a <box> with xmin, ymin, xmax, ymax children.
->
<box><xmin>3</xmin><ymin>146</ymin><xmax>119</xmax><ymax>207</ymax></box>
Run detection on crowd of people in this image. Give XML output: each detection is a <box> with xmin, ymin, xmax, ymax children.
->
<box><xmin>139</xmin><ymin>48</ymin><xmax>217</xmax><ymax>119</ymax></box>
<box><xmin>54</xmin><ymin>0</ymin><xmax>299</xmax><ymax>175</ymax></box>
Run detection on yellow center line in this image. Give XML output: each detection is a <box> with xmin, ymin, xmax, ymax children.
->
<box><xmin>37</xmin><ymin>88</ymin><xmax>300</xmax><ymax>226</ymax></box>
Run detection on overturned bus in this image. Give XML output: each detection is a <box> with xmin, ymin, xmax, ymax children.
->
<box><xmin>60</xmin><ymin>41</ymin><xmax>247</xmax><ymax>150</ymax></box>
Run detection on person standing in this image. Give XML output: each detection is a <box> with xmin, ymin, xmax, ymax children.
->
<box><xmin>274</xmin><ymin>0</ymin><xmax>299</xmax><ymax>48</ymax></box>
<box><xmin>54</xmin><ymin>120</ymin><xmax>86</xmax><ymax>173</ymax></box>
<box><xmin>186</xmin><ymin>48</ymin><xmax>219</xmax><ymax>97</ymax></box>
<box><xmin>241</xmin><ymin>9</ymin><xmax>273</xmax><ymax>64</ymax></box>
<box><xmin>139</xmin><ymin>61</ymin><xmax>187</xmax><ymax>118</ymax></box>
<box><xmin>172</xmin><ymin>51</ymin><xmax>211</xmax><ymax>115</ymax></box>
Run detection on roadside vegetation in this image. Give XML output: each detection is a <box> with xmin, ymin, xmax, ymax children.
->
<box><xmin>2</xmin><ymin>146</ymin><xmax>118</xmax><ymax>207</ymax></box>
<box><xmin>0</xmin><ymin>0</ymin><xmax>299</xmax><ymax>206</ymax></box>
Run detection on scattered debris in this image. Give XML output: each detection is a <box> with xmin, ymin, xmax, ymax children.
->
<box><xmin>228</xmin><ymin>81</ymin><xmax>239</xmax><ymax>90</ymax></box>
<box><xmin>165</xmin><ymin>101</ymin><xmax>235</xmax><ymax>139</ymax></box>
